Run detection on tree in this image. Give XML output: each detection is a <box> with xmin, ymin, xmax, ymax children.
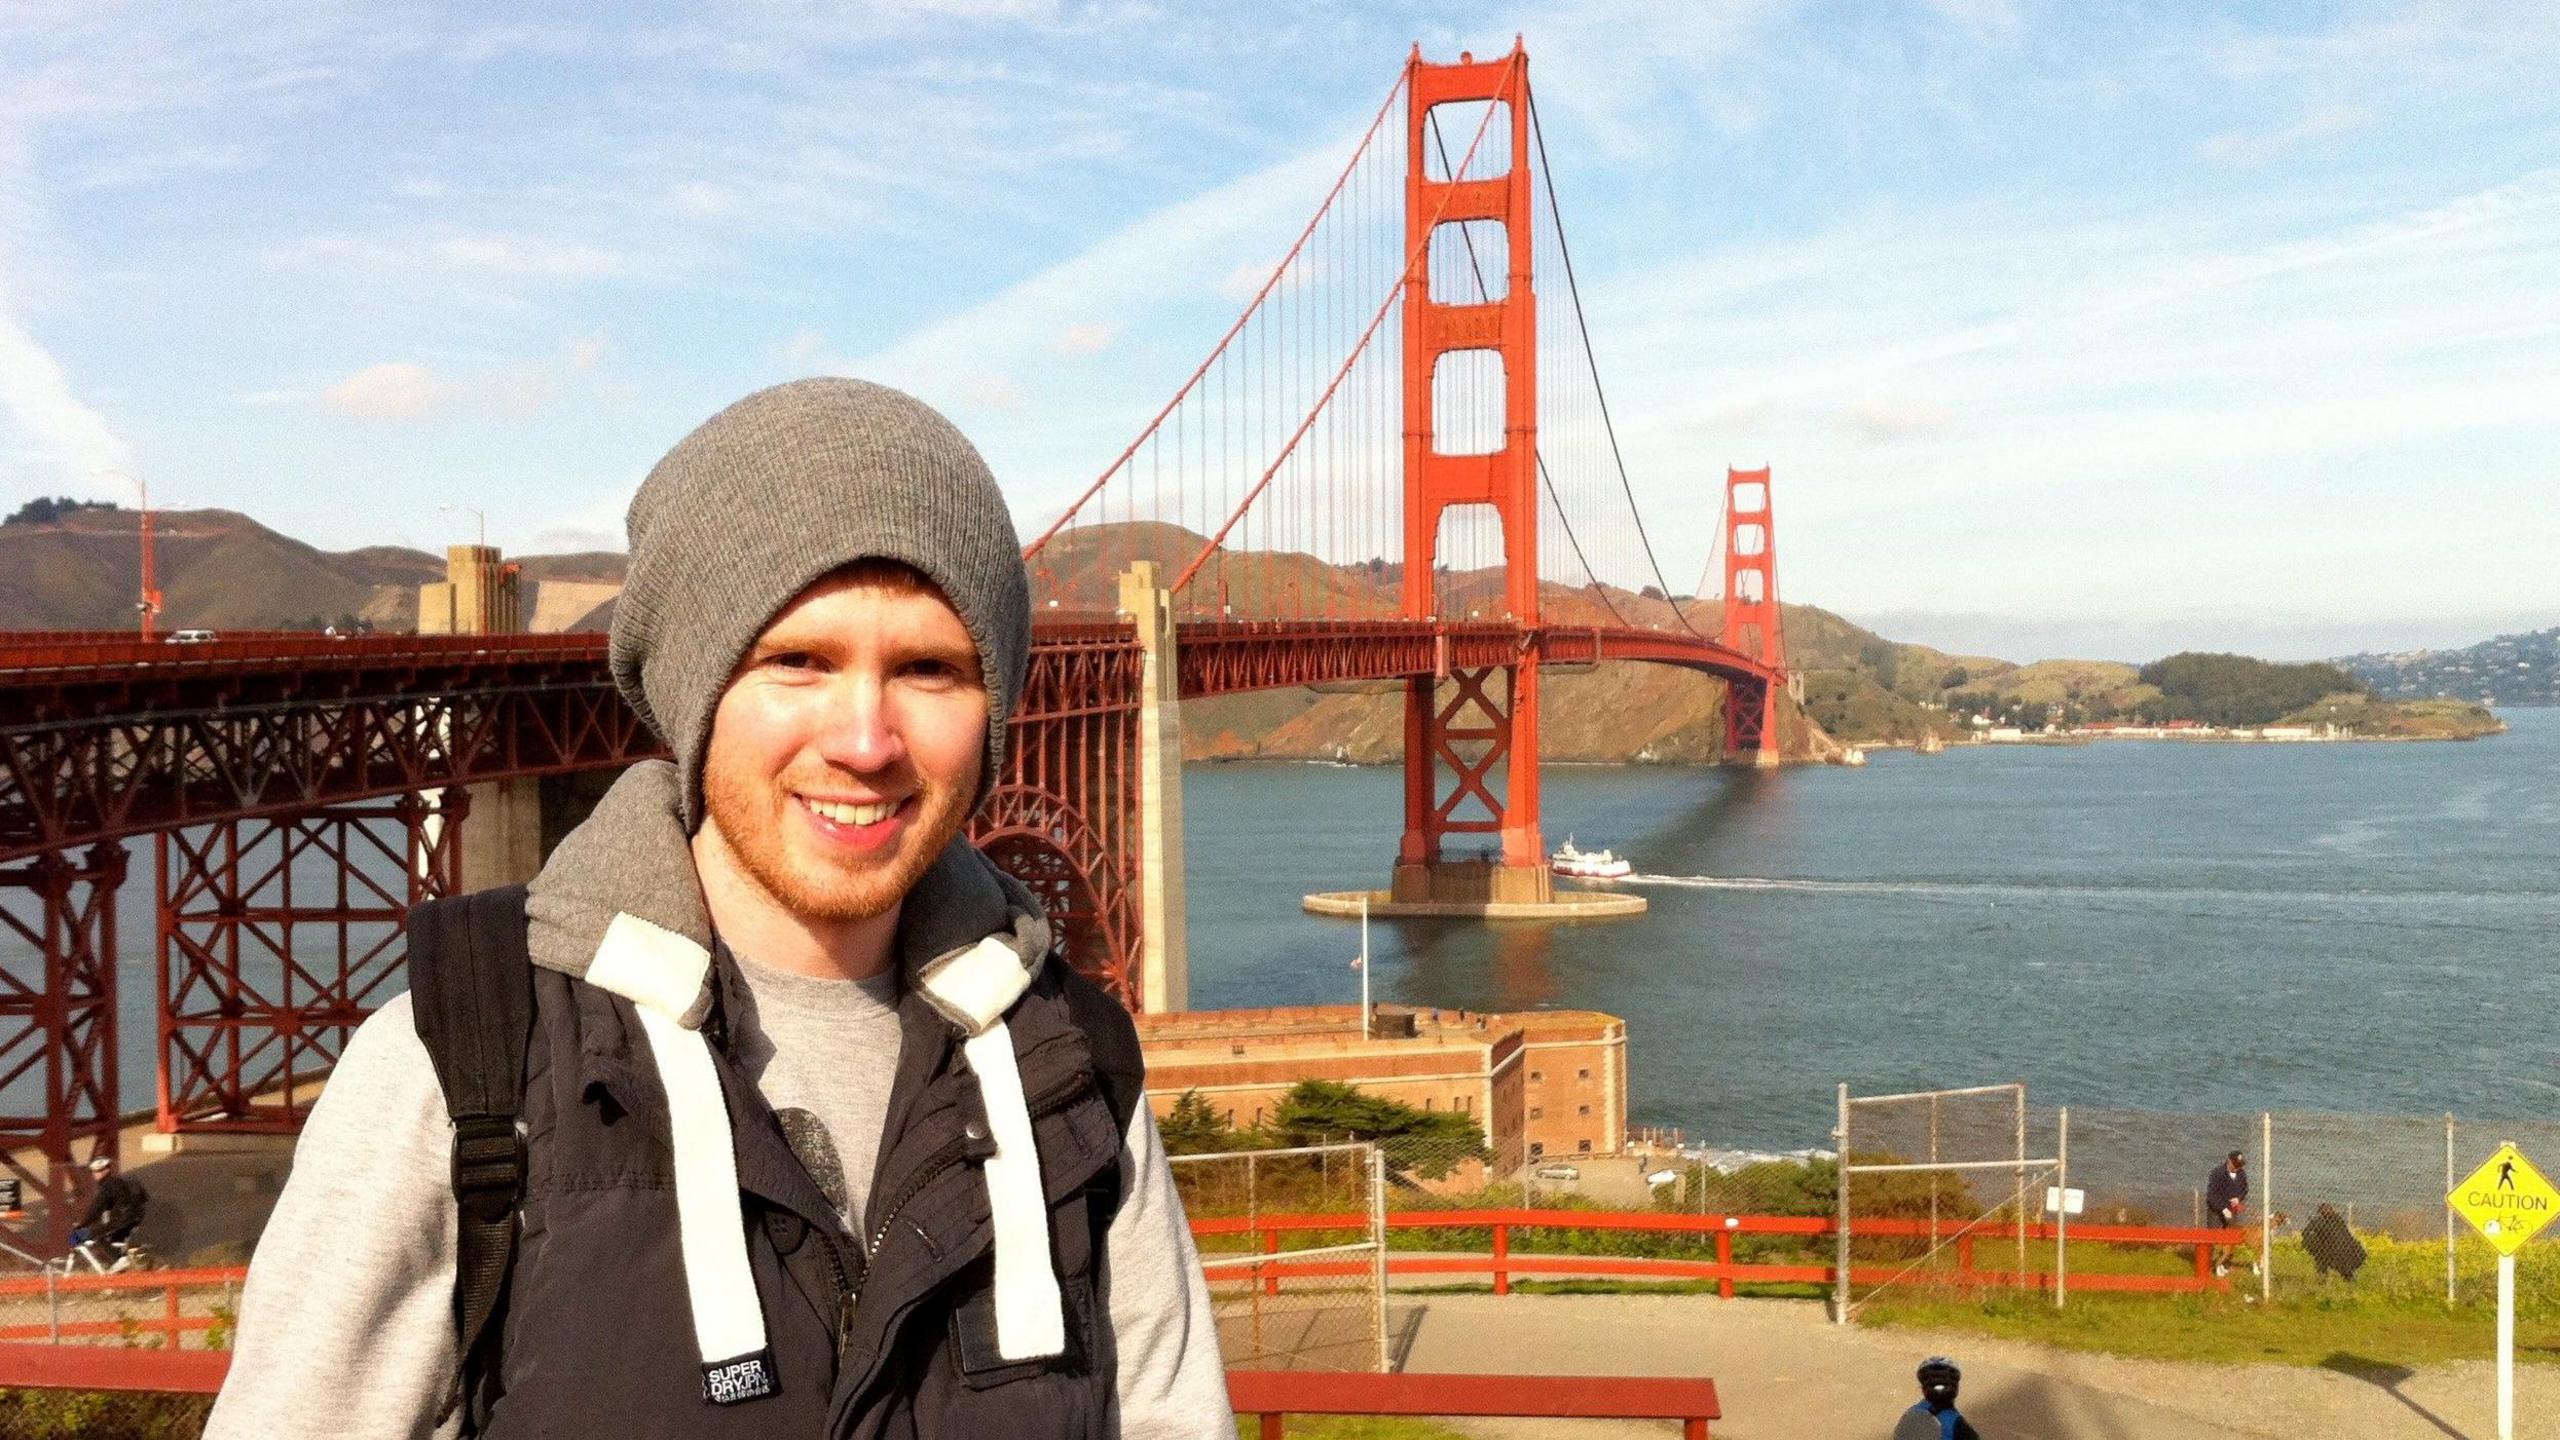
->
<box><xmin>2138</xmin><ymin>651</ymin><xmax>2367</xmax><ymax>727</ymax></box>
<box><xmin>1939</xmin><ymin>666</ymin><xmax>1970</xmax><ymax>690</ymax></box>
<box><xmin>1269</xmin><ymin>1080</ymin><xmax>1489</xmax><ymax>1180</ymax></box>
<box><xmin>1158</xmin><ymin>1090</ymin><xmax>1249</xmax><ymax>1156</ymax></box>
<box><xmin>1858</xmin><ymin>638</ymin><xmax>1902</xmax><ymax>693</ymax></box>
<box><xmin>1639</xmin><ymin>584</ymin><xmax>1666</xmax><ymax>601</ymax></box>
<box><xmin>4</xmin><ymin>496</ymin><xmax>110</xmax><ymax>527</ymax></box>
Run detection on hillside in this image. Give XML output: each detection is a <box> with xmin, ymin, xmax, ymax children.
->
<box><xmin>2340</xmin><ymin>627</ymin><xmax>2560</xmax><ymax>707</ymax></box>
<box><xmin>0</xmin><ymin>506</ymin><xmax>441</xmax><ymax>631</ymax></box>
<box><xmin>0</xmin><ymin>508</ymin><xmax>623</xmax><ymax>634</ymax></box>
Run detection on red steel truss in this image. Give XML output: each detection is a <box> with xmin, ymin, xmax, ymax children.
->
<box><xmin>969</xmin><ymin>630</ymin><xmax>1144</xmax><ymax>1006</ymax></box>
<box><xmin>156</xmin><ymin>795</ymin><xmax>462</xmax><ymax>1134</ymax></box>
<box><xmin>0</xmin><ymin>628</ymin><xmax>1154</xmax><ymax>1181</ymax></box>
<box><xmin>0</xmin><ymin>843</ymin><xmax>124</xmax><ymax>1249</ymax></box>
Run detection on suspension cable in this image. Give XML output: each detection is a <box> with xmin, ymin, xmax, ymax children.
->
<box><xmin>1022</xmin><ymin>69</ymin><xmax>1411</xmax><ymax>560</ymax></box>
<box><xmin>1170</xmin><ymin>52</ymin><xmax>1525</xmax><ymax>597</ymax></box>
<box><xmin>1425</xmin><ymin>112</ymin><xmax>1635</xmax><ymax>633</ymax></box>
<box><xmin>1526</xmin><ymin>94</ymin><xmax>1708</xmax><ymax>640</ymax></box>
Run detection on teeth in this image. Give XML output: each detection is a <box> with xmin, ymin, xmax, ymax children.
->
<box><xmin>806</xmin><ymin>798</ymin><xmax>898</xmax><ymax>827</ymax></box>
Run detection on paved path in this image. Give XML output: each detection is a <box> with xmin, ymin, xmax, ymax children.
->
<box><xmin>1395</xmin><ymin>1293</ymin><xmax>2558</xmax><ymax>1439</ymax></box>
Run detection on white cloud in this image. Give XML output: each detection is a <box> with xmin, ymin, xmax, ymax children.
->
<box><xmin>433</xmin><ymin>234</ymin><xmax>640</xmax><ymax>279</ymax></box>
<box><xmin>265</xmin><ymin>231</ymin><xmax>645</xmax><ymax>284</ymax></box>
<box><xmin>0</xmin><ymin>155</ymin><xmax>132</xmax><ymax>480</ymax></box>
<box><xmin>565</xmin><ymin>334</ymin><xmax>608</xmax><ymax>372</ymax></box>
<box><xmin>778</xmin><ymin>327</ymin><xmax>830</xmax><ymax>369</ymax></box>
<box><xmin>2201</xmin><ymin>105</ymin><xmax>2366</xmax><ymax>165</ymax></box>
<box><xmin>0</xmin><ymin>305</ymin><xmax>132</xmax><ymax>476</ymax></box>
<box><xmin>323</xmin><ymin>361</ymin><xmax>450</xmax><ymax>420</ymax></box>
<box><xmin>1829</xmin><ymin>396</ymin><xmax>1954</xmax><ymax>444</ymax></box>
<box><xmin>75</xmin><ymin>141</ymin><xmax>252</xmax><ymax>191</ymax></box>
<box><xmin>1046</xmin><ymin>321</ymin><xmax>1117</xmax><ymax>356</ymax></box>
<box><xmin>671</xmin><ymin>182</ymin><xmax>734</xmax><ymax>218</ymax></box>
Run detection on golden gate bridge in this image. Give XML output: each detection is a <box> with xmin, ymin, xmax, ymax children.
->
<box><xmin>0</xmin><ymin>41</ymin><xmax>1791</xmax><ymax>1247</ymax></box>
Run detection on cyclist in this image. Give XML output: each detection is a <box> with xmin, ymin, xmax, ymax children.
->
<box><xmin>1894</xmin><ymin>1356</ymin><xmax>1980</xmax><ymax>1440</ymax></box>
<box><xmin>72</xmin><ymin>1154</ymin><xmax>148</xmax><ymax>1265</ymax></box>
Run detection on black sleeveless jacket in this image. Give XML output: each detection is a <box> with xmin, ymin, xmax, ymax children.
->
<box><xmin>469</xmin><ymin>948</ymin><xmax>1137</xmax><ymax>1438</ymax></box>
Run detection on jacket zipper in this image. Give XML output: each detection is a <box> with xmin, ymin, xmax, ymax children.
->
<box><xmin>857</xmin><ymin>1064</ymin><xmax>1094</xmax><ymax>1277</ymax></box>
<box><xmin>821</xmin><ymin>1059</ymin><xmax>1099</xmax><ymax>1428</ymax></box>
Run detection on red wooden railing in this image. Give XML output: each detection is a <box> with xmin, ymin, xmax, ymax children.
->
<box><xmin>0</xmin><ymin>1266</ymin><xmax>240</xmax><ymax>1347</ymax></box>
<box><xmin>0</xmin><ymin>1343</ymin><xmax>227</xmax><ymax>1392</ymax></box>
<box><xmin>1190</xmin><ymin>1208</ymin><xmax>2241</xmax><ymax>1297</ymax></box>
<box><xmin>1227</xmin><ymin>1370</ymin><xmax>1718</xmax><ymax>1438</ymax></box>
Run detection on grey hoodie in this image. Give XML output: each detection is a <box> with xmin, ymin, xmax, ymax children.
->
<box><xmin>205</xmin><ymin>762</ymin><xmax>1230</xmax><ymax>1438</ymax></box>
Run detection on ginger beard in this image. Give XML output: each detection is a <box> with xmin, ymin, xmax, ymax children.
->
<box><xmin>695</xmin><ymin>567</ymin><xmax>989</xmax><ymax>927</ymax></box>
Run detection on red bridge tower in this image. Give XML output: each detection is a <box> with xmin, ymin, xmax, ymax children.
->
<box><xmin>1393</xmin><ymin>42</ymin><xmax>1550</xmax><ymax>906</ymax></box>
<box><xmin>1720</xmin><ymin>466</ymin><xmax>1787</xmax><ymax>762</ymax></box>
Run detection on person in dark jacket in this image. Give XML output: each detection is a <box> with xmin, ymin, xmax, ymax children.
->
<box><xmin>2205</xmin><ymin>1150</ymin><xmax>2251</xmax><ymax>1277</ymax></box>
<box><xmin>2302</xmin><ymin>1203</ymin><xmax>2366</xmax><ymax>1281</ymax></box>
<box><xmin>1892</xmin><ymin>1356</ymin><xmax>1980</xmax><ymax>1440</ymax></box>
<box><xmin>73</xmin><ymin>1155</ymin><xmax>146</xmax><ymax>1254</ymax></box>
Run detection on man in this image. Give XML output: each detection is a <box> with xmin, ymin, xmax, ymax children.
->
<box><xmin>209</xmin><ymin>379</ymin><xmax>1232</xmax><ymax>1438</ymax></box>
<box><xmin>73</xmin><ymin>1154</ymin><xmax>146</xmax><ymax>1260</ymax></box>
<box><xmin>2206</xmin><ymin>1149</ymin><xmax>2250</xmax><ymax>1277</ymax></box>
<box><xmin>1891</xmin><ymin>1356</ymin><xmax>1979</xmax><ymax>1440</ymax></box>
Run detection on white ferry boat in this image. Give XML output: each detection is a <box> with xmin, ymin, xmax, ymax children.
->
<box><xmin>1550</xmin><ymin>836</ymin><xmax>1632</xmax><ymax>880</ymax></box>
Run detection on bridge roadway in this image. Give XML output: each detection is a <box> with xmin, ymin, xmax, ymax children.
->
<box><xmin>0</xmin><ymin>619</ymin><xmax>1780</xmax><ymax>864</ymax></box>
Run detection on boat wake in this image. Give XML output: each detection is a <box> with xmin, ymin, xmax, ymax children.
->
<box><xmin>1618</xmin><ymin>872</ymin><xmax>2558</xmax><ymax>912</ymax></box>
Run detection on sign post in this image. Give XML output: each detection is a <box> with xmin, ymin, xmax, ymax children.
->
<box><xmin>2448</xmin><ymin>1141</ymin><xmax>2559</xmax><ymax>1440</ymax></box>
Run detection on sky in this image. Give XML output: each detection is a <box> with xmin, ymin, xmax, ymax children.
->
<box><xmin>1</xmin><ymin>0</ymin><xmax>2554</xmax><ymax>663</ymax></box>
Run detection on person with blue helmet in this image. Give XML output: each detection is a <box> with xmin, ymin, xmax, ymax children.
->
<box><xmin>1893</xmin><ymin>1356</ymin><xmax>1980</xmax><ymax>1440</ymax></box>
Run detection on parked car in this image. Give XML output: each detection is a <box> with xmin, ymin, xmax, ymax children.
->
<box><xmin>1534</xmin><ymin>1164</ymin><xmax>1581</xmax><ymax>1182</ymax></box>
<box><xmin>164</xmin><ymin>629</ymin><xmax>218</xmax><ymax>644</ymax></box>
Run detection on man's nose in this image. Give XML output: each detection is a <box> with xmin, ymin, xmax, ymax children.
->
<box><xmin>813</xmin><ymin>675</ymin><xmax>906</xmax><ymax>773</ymax></box>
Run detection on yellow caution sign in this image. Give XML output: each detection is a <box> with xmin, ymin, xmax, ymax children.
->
<box><xmin>2449</xmin><ymin>1143</ymin><xmax>2560</xmax><ymax>1257</ymax></box>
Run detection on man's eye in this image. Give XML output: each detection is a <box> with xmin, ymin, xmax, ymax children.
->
<box><xmin>764</xmin><ymin>651</ymin><xmax>819</xmax><ymax>671</ymax></box>
<box><xmin>902</xmin><ymin>659</ymin><xmax>961</xmax><ymax>680</ymax></box>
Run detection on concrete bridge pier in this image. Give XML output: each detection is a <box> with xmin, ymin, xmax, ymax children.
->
<box><xmin>453</xmin><ymin>779</ymin><xmax>545</xmax><ymax>892</ymax></box>
<box><xmin>1119</xmin><ymin>563</ymin><xmax>1190</xmax><ymax>1015</ymax></box>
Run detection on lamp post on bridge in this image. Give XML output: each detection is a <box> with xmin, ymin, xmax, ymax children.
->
<box><xmin>89</xmin><ymin>468</ymin><xmax>161</xmax><ymax>640</ymax></box>
<box><xmin>438</xmin><ymin>502</ymin><xmax>489</xmax><ymax>549</ymax></box>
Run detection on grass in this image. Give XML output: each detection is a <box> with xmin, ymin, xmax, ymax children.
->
<box><xmin>1861</xmin><ymin>1288</ymin><xmax>2560</xmax><ymax>1369</ymax></box>
<box><xmin>1863</xmin><ymin>1230</ymin><xmax>2560</xmax><ymax>1369</ymax></box>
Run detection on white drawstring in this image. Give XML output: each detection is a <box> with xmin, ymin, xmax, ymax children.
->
<box><xmin>961</xmin><ymin>1020</ymin><xmax>1065</xmax><ymax>1361</ymax></box>
<box><xmin>589</xmin><ymin>914</ymin><xmax>774</xmax><ymax>1403</ymax></box>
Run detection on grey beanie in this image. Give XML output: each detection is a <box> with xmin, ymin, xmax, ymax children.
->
<box><xmin>610</xmin><ymin>378</ymin><xmax>1030</xmax><ymax>833</ymax></box>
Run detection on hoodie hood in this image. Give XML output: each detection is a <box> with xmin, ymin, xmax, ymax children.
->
<box><xmin>524</xmin><ymin>760</ymin><xmax>1052</xmax><ymax>1035</ymax></box>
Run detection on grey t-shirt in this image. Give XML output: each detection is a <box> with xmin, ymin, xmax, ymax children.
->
<box><xmin>725</xmin><ymin>948</ymin><xmax>904</xmax><ymax>1234</ymax></box>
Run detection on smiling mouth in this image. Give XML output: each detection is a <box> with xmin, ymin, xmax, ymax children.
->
<box><xmin>797</xmin><ymin>795</ymin><xmax>906</xmax><ymax>828</ymax></box>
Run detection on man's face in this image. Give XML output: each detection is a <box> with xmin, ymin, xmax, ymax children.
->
<box><xmin>698</xmin><ymin>566</ymin><xmax>987</xmax><ymax>925</ymax></box>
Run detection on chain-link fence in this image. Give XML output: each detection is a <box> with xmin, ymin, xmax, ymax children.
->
<box><xmin>1836</xmin><ymin>1084</ymin><xmax>2060</xmax><ymax>1318</ymax></box>
<box><xmin>2257</xmin><ymin>1112</ymin><xmax>2560</xmax><ymax>1311</ymax></box>
<box><xmin>1170</xmin><ymin>1142</ymin><xmax>1388</xmax><ymax>1371</ymax></box>
<box><xmin>0</xmin><ymin>1386</ymin><xmax>214</xmax><ymax>1439</ymax></box>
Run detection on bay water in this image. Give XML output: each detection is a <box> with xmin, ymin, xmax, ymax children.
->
<box><xmin>1183</xmin><ymin>708</ymin><xmax>2560</xmax><ymax>1152</ymax></box>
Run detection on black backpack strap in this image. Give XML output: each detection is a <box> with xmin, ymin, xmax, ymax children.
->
<box><xmin>406</xmin><ymin>884</ymin><xmax>534</xmax><ymax>1434</ymax></box>
<box><xmin>1061</xmin><ymin>972</ymin><xmax>1146</xmax><ymax>1143</ymax></box>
